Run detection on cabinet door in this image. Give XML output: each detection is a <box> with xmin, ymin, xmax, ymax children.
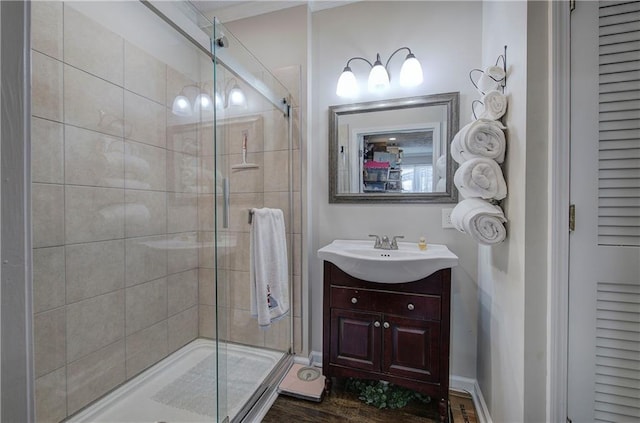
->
<box><xmin>330</xmin><ymin>309</ymin><xmax>381</xmax><ymax>372</ymax></box>
<box><xmin>382</xmin><ymin>315</ymin><xmax>441</xmax><ymax>382</ymax></box>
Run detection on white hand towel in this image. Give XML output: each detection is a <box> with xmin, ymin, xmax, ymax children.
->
<box><xmin>454</xmin><ymin>157</ymin><xmax>507</xmax><ymax>200</ymax></box>
<box><xmin>250</xmin><ymin>208</ymin><xmax>289</xmax><ymax>327</ymax></box>
<box><xmin>477</xmin><ymin>90</ymin><xmax>508</xmax><ymax>121</ymax></box>
<box><xmin>451</xmin><ymin>198</ymin><xmax>507</xmax><ymax>245</ymax></box>
<box><xmin>451</xmin><ymin>119</ymin><xmax>506</xmax><ymax>164</ymax></box>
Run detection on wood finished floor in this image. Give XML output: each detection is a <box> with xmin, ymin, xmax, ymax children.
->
<box><xmin>262</xmin><ymin>380</ymin><xmax>477</xmax><ymax>423</ymax></box>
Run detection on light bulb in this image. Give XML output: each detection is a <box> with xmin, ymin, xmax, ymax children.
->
<box><xmin>171</xmin><ymin>95</ymin><xmax>192</xmax><ymax>116</ymax></box>
<box><xmin>399</xmin><ymin>53</ymin><xmax>423</xmax><ymax>87</ymax></box>
<box><xmin>368</xmin><ymin>55</ymin><xmax>390</xmax><ymax>92</ymax></box>
<box><xmin>228</xmin><ymin>85</ymin><xmax>246</xmax><ymax>107</ymax></box>
<box><xmin>336</xmin><ymin>66</ymin><xmax>358</xmax><ymax>98</ymax></box>
<box><xmin>215</xmin><ymin>92</ymin><xmax>223</xmax><ymax>109</ymax></box>
<box><xmin>194</xmin><ymin>93</ymin><xmax>214</xmax><ymax>113</ymax></box>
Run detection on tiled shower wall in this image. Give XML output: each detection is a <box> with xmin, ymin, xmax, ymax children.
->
<box><xmin>31</xmin><ymin>3</ymin><xmax>202</xmax><ymax>420</ymax></box>
<box><xmin>30</xmin><ymin>2</ymin><xmax>301</xmax><ymax>422</ymax></box>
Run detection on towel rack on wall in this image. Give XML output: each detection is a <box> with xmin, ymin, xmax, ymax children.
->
<box><xmin>248</xmin><ymin>209</ymin><xmax>254</xmax><ymax>224</ymax></box>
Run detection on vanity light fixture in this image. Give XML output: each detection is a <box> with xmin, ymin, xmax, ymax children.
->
<box><xmin>225</xmin><ymin>78</ymin><xmax>247</xmax><ymax>108</ymax></box>
<box><xmin>171</xmin><ymin>84</ymin><xmax>214</xmax><ymax>116</ymax></box>
<box><xmin>336</xmin><ymin>47</ymin><xmax>423</xmax><ymax>98</ymax></box>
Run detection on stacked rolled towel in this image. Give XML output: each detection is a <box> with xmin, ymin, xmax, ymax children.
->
<box><xmin>477</xmin><ymin>90</ymin><xmax>508</xmax><ymax>121</ymax></box>
<box><xmin>454</xmin><ymin>157</ymin><xmax>507</xmax><ymax>200</ymax></box>
<box><xmin>451</xmin><ymin>198</ymin><xmax>507</xmax><ymax>245</ymax></box>
<box><xmin>435</xmin><ymin>155</ymin><xmax>447</xmax><ymax>191</ymax></box>
<box><xmin>451</xmin><ymin>119</ymin><xmax>506</xmax><ymax>164</ymax></box>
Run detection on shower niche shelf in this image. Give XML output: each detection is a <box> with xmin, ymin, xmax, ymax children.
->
<box><xmin>322</xmin><ymin>261</ymin><xmax>452</xmax><ymax>422</ymax></box>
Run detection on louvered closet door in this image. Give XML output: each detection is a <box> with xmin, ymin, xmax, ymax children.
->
<box><xmin>568</xmin><ymin>2</ymin><xmax>640</xmax><ymax>422</ymax></box>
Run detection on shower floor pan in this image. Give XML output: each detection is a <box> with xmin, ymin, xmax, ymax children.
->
<box><xmin>68</xmin><ymin>339</ymin><xmax>284</xmax><ymax>422</ymax></box>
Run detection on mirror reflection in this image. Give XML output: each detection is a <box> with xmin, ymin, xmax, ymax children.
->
<box><xmin>329</xmin><ymin>93</ymin><xmax>459</xmax><ymax>203</ymax></box>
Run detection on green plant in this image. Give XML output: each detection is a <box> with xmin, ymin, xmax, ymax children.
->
<box><xmin>344</xmin><ymin>378</ymin><xmax>431</xmax><ymax>409</ymax></box>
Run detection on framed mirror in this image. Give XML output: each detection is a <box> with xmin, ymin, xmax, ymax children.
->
<box><xmin>329</xmin><ymin>92</ymin><xmax>459</xmax><ymax>203</ymax></box>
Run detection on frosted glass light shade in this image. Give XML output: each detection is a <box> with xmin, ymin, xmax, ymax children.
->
<box><xmin>172</xmin><ymin>95</ymin><xmax>192</xmax><ymax>116</ymax></box>
<box><xmin>228</xmin><ymin>85</ymin><xmax>246</xmax><ymax>106</ymax></box>
<box><xmin>336</xmin><ymin>67</ymin><xmax>357</xmax><ymax>97</ymax></box>
<box><xmin>368</xmin><ymin>60</ymin><xmax>390</xmax><ymax>92</ymax></box>
<box><xmin>215</xmin><ymin>92</ymin><xmax>223</xmax><ymax>109</ymax></box>
<box><xmin>399</xmin><ymin>54</ymin><xmax>423</xmax><ymax>87</ymax></box>
<box><xmin>194</xmin><ymin>93</ymin><xmax>214</xmax><ymax>113</ymax></box>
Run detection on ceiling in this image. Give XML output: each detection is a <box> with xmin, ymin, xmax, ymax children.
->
<box><xmin>190</xmin><ymin>0</ymin><xmax>359</xmax><ymax>23</ymax></box>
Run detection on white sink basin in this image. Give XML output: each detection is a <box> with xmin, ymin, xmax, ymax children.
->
<box><xmin>317</xmin><ymin>239</ymin><xmax>458</xmax><ymax>283</ymax></box>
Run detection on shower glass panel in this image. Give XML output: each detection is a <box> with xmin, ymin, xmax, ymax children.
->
<box><xmin>30</xmin><ymin>1</ymin><xmax>292</xmax><ymax>422</ymax></box>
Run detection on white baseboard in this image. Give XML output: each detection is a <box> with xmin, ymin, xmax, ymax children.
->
<box><xmin>450</xmin><ymin>375</ymin><xmax>492</xmax><ymax>423</ymax></box>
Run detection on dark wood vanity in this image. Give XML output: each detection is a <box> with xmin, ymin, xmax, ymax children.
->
<box><xmin>322</xmin><ymin>261</ymin><xmax>451</xmax><ymax>422</ymax></box>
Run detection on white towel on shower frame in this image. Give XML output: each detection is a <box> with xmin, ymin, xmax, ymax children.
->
<box><xmin>250</xmin><ymin>208</ymin><xmax>289</xmax><ymax>327</ymax></box>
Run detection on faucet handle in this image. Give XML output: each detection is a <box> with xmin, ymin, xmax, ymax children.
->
<box><xmin>391</xmin><ymin>235</ymin><xmax>404</xmax><ymax>249</ymax></box>
<box><xmin>368</xmin><ymin>234</ymin><xmax>382</xmax><ymax>248</ymax></box>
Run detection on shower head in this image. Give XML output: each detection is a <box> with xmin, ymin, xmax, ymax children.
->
<box><xmin>215</xmin><ymin>35</ymin><xmax>228</xmax><ymax>48</ymax></box>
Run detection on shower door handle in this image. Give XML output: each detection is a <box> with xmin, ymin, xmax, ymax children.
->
<box><xmin>223</xmin><ymin>177</ymin><xmax>230</xmax><ymax>229</ymax></box>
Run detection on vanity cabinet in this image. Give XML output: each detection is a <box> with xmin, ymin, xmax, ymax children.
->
<box><xmin>322</xmin><ymin>261</ymin><xmax>451</xmax><ymax>422</ymax></box>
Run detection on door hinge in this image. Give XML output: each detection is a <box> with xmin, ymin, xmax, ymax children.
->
<box><xmin>569</xmin><ymin>0</ymin><xmax>575</xmax><ymax>12</ymax></box>
<box><xmin>569</xmin><ymin>204</ymin><xmax>576</xmax><ymax>232</ymax></box>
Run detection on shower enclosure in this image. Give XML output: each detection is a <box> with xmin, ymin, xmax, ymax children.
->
<box><xmin>28</xmin><ymin>1</ymin><xmax>297</xmax><ymax>421</ymax></box>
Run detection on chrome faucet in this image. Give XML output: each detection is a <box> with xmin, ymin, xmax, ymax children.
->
<box><xmin>369</xmin><ymin>234</ymin><xmax>404</xmax><ymax>250</ymax></box>
<box><xmin>390</xmin><ymin>235</ymin><xmax>404</xmax><ymax>250</ymax></box>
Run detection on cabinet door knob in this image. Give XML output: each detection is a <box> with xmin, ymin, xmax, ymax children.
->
<box><xmin>351</xmin><ymin>297</ymin><xmax>358</xmax><ymax>304</ymax></box>
<box><xmin>383</xmin><ymin>322</ymin><xmax>390</xmax><ymax>329</ymax></box>
<box><xmin>374</xmin><ymin>321</ymin><xmax>381</xmax><ymax>328</ymax></box>
<box><xmin>407</xmin><ymin>303</ymin><xmax>415</xmax><ymax>311</ymax></box>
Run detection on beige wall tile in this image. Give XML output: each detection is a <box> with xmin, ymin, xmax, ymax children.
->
<box><xmin>65</xmin><ymin>186</ymin><xmax>125</xmax><ymax>244</ymax></box>
<box><xmin>168</xmin><ymin>306</ymin><xmax>197</xmax><ymax>352</ymax></box>
<box><xmin>198</xmin><ymin>267</ymin><xmax>216</xmax><ymax>307</ymax></box>
<box><xmin>198</xmin><ymin>231</ymin><xmax>216</xmax><ymax>269</ymax></box>
<box><xmin>31</xmin><ymin>1</ymin><xmax>63</xmax><ymax>60</ymax></box>
<box><xmin>32</xmin><ymin>183</ymin><xmax>64</xmax><ymax>248</ymax></box>
<box><xmin>197</xmin><ymin>123</ymin><xmax>214</xmax><ymax>158</ymax></box>
<box><xmin>34</xmin><ymin>308</ymin><xmax>66</xmax><ymax>378</ymax></box>
<box><xmin>66</xmin><ymin>291</ymin><xmax>125</xmax><ymax>362</ymax></box>
<box><xmin>168</xmin><ymin>269</ymin><xmax>198</xmax><ymax>316</ymax></box>
<box><xmin>167</xmin><ymin>151</ymin><xmax>198</xmax><ymax>193</ymax></box>
<box><xmin>228</xmin><ymin>308</ymin><xmax>264</xmax><ymax>347</ymax></box>
<box><xmin>293</xmin><ymin>148</ymin><xmax>301</xmax><ymax>192</ymax></box>
<box><xmin>124</xmin><ymin>42</ymin><xmax>166</xmax><ymax>105</ymax></box>
<box><xmin>228</xmin><ymin>231</ymin><xmax>250</xmax><ymax>272</ymax></box>
<box><xmin>124</xmin><ymin>190</ymin><xmax>167</xmax><ymax>238</ymax></box>
<box><xmin>64</xmin><ymin>65</ymin><xmax>124</xmax><ymax>138</ymax></box>
<box><xmin>166</xmin><ymin>232</ymin><xmax>199</xmax><ymax>274</ymax></box>
<box><xmin>35</xmin><ymin>367</ymin><xmax>66</xmax><ymax>423</ymax></box>
<box><xmin>66</xmin><ymin>341</ymin><xmax>125</xmax><ymax>415</ymax></box>
<box><xmin>197</xmin><ymin>156</ymin><xmax>215</xmax><ymax>194</ymax></box>
<box><xmin>125</xmin><ymin>235</ymin><xmax>168</xmax><ymax>287</ymax></box>
<box><xmin>263</xmin><ymin>109</ymin><xmax>289</xmax><ymax>152</ymax></box>
<box><xmin>125</xmin><ymin>321</ymin><xmax>167</xmax><ymax>378</ymax></box>
<box><xmin>32</xmin><ymin>117</ymin><xmax>63</xmax><ymax>184</ymax></box>
<box><xmin>167</xmin><ymin>123</ymin><xmax>198</xmax><ymax>155</ymax></box>
<box><xmin>293</xmin><ymin>233</ymin><xmax>302</xmax><ymax>277</ymax></box>
<box><xmin>124</xmin><ymin>141</ymin><xmax>166</xmax><ymax>191</ymax></box>
<box><xmin>198</xmin><ymin>304</ymin><xmax>217</xmax><ymax>339</ymax></box>
<box><xmin>197</xmin><ymin>194</ymin><xmax>215</xmax><ymax>232</ymax></box>
<box><xmin>33</xmin><ymin>246</ymin><xmax>65</xmax><ymax>314</ymax></box>
<box><xmin>264</xmin><ymin>315</ymin><xmax>290</xmax><ymax>351</ymax></box>
<box><xmin>293</xmin><ymin>316</ymin><xmax>303</xmax><ymax>354</ymax></box>
<box><xmin>124</xmin><ymin>91</ymin><xmax>166</xmax><ymax>148</ymax></box>
<box><xmin>264</xmin><ymin>150</ymin><xmax>289</xmax><ymax>192</ymax></box>
<box><xmin>168</xmin><ymin>193</ymin><xmax>198</xmax><ymax>233</ymax></box>
<box><xmin>293</xmin><ymin>191</ymin><xmax>302</xmax><ymax>234</ymax></box>
<box><xmin>228</xmin><ymin>271</ymin><xmax>251</xmax><ymax>311</ymax></box>
<box><xmin>63</xmin><ymin>5</ymin><xmax>123</xmax><ymax>85</ymax></box>
<box><xmin>293</xmin><ymin>273</ymin><xmax>302</xmax><ymax>318</ymax></box>
<box><xmin>125</xmin><ymin>278</ymin><xmax>167</xmax><ymax>335</ymax></box>
<box><xmin>32</xmin><ymin>52</ymin><xmax>63</xmax><ymax>122</ymax></box>
<box><xmin>66</xmin><ymin>240</ymin><xmax>125</xmax><ymax>303</ymax></box>
<box><xmin>65</xmin><ymin>125</ymin><xmax>125</xmax><ymax>188</ymax></box>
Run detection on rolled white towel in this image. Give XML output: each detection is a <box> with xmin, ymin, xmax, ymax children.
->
<box><xmin>478</xmin><ymin>90</ymin><xmax>507</xmax><ymax>121</ymax></box>
<box><xmin>454</xmin><ymin>157</ymin><xmax>507</xmax><ymax>200</ymax></box>
<box><xmin>451</xmin><ymin>198</ymin><xmax>507</xmax><ymax>245</ymax></box>
<box><xmin>451</xmin><ymin>119</ymin><xmax>506</xmax><ymax>164</ymax></box>
<box><xmin>435</xmin><ymin>155</ymin><xmax>447</xmax><ymax>179</ymax></box>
